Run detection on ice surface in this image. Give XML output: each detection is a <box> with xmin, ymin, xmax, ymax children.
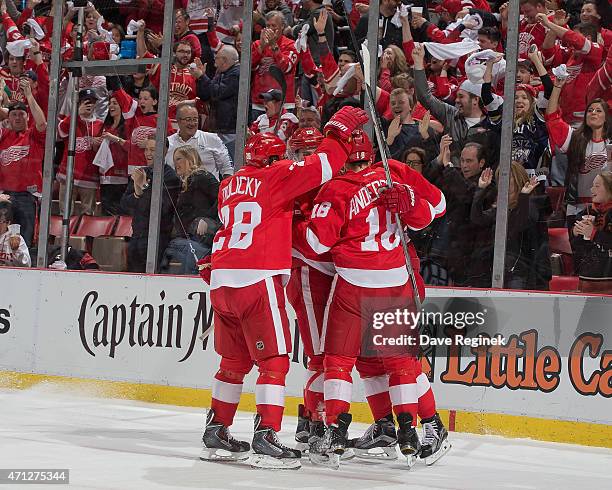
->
<box><xmin>1</xmin><ymin>386</ymin><xmax>611</xmax><ymax>490</ymax></box>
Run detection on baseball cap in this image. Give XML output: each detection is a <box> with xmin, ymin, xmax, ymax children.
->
<box><xmin>23</xmin><ymin>70</ymin><xmax>38</xmax><ymax>81</ymax></box>
<box><xmin>517</xmin><ymin>58</ymin><xmax>534</xmax><ymax>73</ymax></box>
<box><xmin>78</xmin><ymin>88</ymin><xmax>98</xmax><ymax>103</ymax></box>
<box><xmin>434</xmin><ymin>0</ymin><xmax>464</xmax><ymax>16</ymax></box>
<box><xmin>260</xmin><ymin>88</ymin><xmax>283</xmax><ymax>102</ymax></box>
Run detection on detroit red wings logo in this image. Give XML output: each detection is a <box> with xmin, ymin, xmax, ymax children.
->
<box><xmin>564</xmin><ymin>64</ymin><xmax>582</xmax><ymax>84</ymax></box>
<box><xmin>0</xmin><ymin>146</ymin><xmax>30</xmax><ymax>166</ymax></box>
<box><xmin>75</xmin><ymin>136</ymin><xmax>94</xmax><ymax>153</ymax></box>
<box><xmin>131</xmin><ymin>126</ymin><xmax>157</xmax><ymax>146</ymax></box>
<box><xmin>580</xmin><ymin>153</ymin><xmax>608</xmax><ymax>174</ymax></box>
<box><xmin>518</xmin><ymin>32</ymin><xmax>535</xmax><ymax>55</ymax></box>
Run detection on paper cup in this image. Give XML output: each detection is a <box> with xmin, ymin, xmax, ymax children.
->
<box><xmin>582</xmin><ymin>216</ymin><xmax>595</xmax><ymax>241</ymax></box>
<box><xmin>8</xmin><ymin>224</ymin><xmax>20</xmax><ymax>236</ymax></box>
<box><xmin>411</xmin><ymin>6</ymin><xmax>423</xmax><ymax>15</ymax></box>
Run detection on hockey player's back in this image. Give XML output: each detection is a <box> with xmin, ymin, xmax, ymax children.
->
<box><xmin>210</xmin><ymin>137</ymin><xmax>351</xmax><ymax>290</ymax></box>
<box><xmin>307</xmin><ymin>159</ymin><xmax>446</xmax><ymax>289</ymax></box>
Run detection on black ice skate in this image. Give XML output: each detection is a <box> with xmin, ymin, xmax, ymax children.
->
<box><xmin>397</xmin><ymin>412</ymin><xmax>421</xmax><ymax>468</ymax></box>
<box><xmin>294</xmin><ymin>404</ymin><xmax>310</xmax><ymax>452</ymax></box>
<box><xmin>349</xmin><ymin>414</ymin><xmax>398</xmax><ymax>461</ymax></box>
<box><xmin>200</xmin><ymin>409</ymin><xmax>251</xmax><ymax>462</ymax></box>
<box><xmin>251</xmin><ymin>414</ymin><xmax>302</xmax><ymax>469</ymax></box>
<box><xmin>309</xmin><ymin>413</ymin><xmax>352</xmax><ymax>470</ymax></box>
<box><xmin>419</xmin><ymin>413</ymin><xmax>451</xmax><ymax>465</ymax></box>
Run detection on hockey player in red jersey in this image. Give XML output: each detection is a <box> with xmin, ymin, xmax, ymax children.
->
<box><xmin>285</xmin><ymin>127</ymin><xmax>337</xmax><ymax>452</ymax></box>
<box><xmin>306</xmin><ymin>128</ymin><xmax>450</xmax><ymax>468</ymax></box>
<box><xmin>199</xmin><ymin>106</ymin><xmax>369</xmax><ymax>470</ymax></box>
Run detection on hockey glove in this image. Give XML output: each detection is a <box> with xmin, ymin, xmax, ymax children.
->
<box><xmin>324</xmin><ymin>106</ymin><xmax>369</xmax><ymax>141</ymax></box>
<box><xmin>379</xmin><ymin>184</ymin><xmax>416</xmax><ymax>216</ymax></box>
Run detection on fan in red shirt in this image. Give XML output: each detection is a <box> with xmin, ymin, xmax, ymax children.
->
<box><xmin>108</xmin><ymin>78</ymin><xmax>175</xmax><ymax>175</ymax></box>
<box><xmin>514</xmin><ymin>0</ymin><xmax>550</xmax><ymax>56</ymax></box>
<box><xmin>146</xmin><ymin>41</ymin><xmax>197</xmax><ymax>121</ymax></box>
<box><xmin>0</xmin><ymin>80</ymin><xmax>46</xmax><ymax>247</ymax></box>
<box><xmin>56</xmin><ymin>89</ymin><xmax>104</xmax><ymax>216</ymax></box>
<box><xmin>251</xmin><ymin>11</ymin><xmax>298</xmax><ymax>114</ymax></box>
<box><xmin>305</xmin><ymin>130</ymin><xmax>450</xmax><ymax>468</ymax></box>
<box><xmin>539</xmin><ymin>14</ymin><xmax>604</xmax><ymax>126</ymax></box>
<box><xmin>197</xmin><ymin>106</ymin><xmax>369</xmax><ymax>470</ymax></box>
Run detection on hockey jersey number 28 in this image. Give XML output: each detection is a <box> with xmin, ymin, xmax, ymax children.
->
<box><xmin>210</xmin><ymin>139</ymin><xmax>350</xmax><ymax>290</ymax></box>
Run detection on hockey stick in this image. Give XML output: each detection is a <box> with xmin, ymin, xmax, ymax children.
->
<box><xmin>338</xmin><ymin>4</ymin><xmax>423</xmax><ymax>312</ymax></box>
<box><xmin>269</xmin><ymin>64</ymin><xmax>288</xmax><ymax>135</ymax></box>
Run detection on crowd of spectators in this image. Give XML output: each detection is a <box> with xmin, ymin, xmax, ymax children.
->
<box><xmin>0</xmin><ymin>0</ymin><xmax>610</xmax><ymax>293</ymax></box>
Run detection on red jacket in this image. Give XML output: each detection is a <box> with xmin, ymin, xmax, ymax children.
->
<box><xmin>0</xmin><ymin>126</ymin><xmax>45</xmax><ymax>193</ymax></box>
<box><xmin>57</xmin><ymin>117</ymin><xmax>104</xmax><ymax>188</ymax></box>
<box><xmin>251</xmin><ymin>35</ymin><xmax>298</xmax><ymax>107</ymax></box>
<box><xmin>543</xmin><ymin>30</ymin><xmax>604</xmax><ymax>125</ymax></box>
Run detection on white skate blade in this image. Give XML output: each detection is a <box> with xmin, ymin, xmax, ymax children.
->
<box><xmin>404</xmin><ymin>454</ymin><xmax>417</xmax><ymax>468</ymax></box>
<box><xmin>250</xmin><ymin>454</ymin><xmax>302</xmax><ymax>470</ymax></box>
<box><xmin>354</xmin><ymin>446</ymin><xmax>398</xmax><ymax>461</ymax></box>
<box><xmin>295</xmin><ymin>441</ymin><xmax>309</xmax><ymax>453</ymax></box>
<box><xmin>423</xmin><ymin>440</ymin><xmax>451</xmax><ymax>466</ymax></box>
<box><xmin>341</xmin><ymin>448</ymin><xmax>355</xmax><ymax>460</ymax></box>
<box><xmin>200</xmin><ymin>446</ymin><xmax>250</xmax><ymax>462</ymax></box>
<box><xmin>308</xmin><ymin>452</ymin><xmax>340</xmax><ymax>470</ymax></box>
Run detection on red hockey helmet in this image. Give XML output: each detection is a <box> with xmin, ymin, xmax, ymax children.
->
<box><xmin>348</xmin><ymin>129</ymin><xmax>373</xmax><ymax>164</ymax></box>
<box><xmin>288</xmin><ymin>127</ymin><xmax>324</xmax><ymax>152</ymax></box>
<box><xmin>244</xmin><ymin>132</ymin><xmax>287</xmax><ymax>167</ymax></box>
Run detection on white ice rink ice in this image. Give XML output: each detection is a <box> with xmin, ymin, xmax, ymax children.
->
<box><xmin>1</xmin><ymin>387</ymin><xmax>611</xmax><ymax>490</ymax></box>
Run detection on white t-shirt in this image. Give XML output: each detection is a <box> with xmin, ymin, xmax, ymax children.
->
<box><xmin>0</xmin><ymin>231</ymin><xmax>30</xmax><ymax>267</ymax></box>
<box><xmin>166</xmin><ymin>130</ymin><xmax>234</xmax><ymax>179</ymax></box>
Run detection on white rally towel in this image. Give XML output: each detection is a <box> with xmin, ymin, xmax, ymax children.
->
<box><xmin>333</xmin><ymin>63</ymin><xmax>357</xmax><ymax>96</ymax></box>
<box><xmin>423</xmin><ymin>38</ymin><xmax>480</xmax><ymax>61</ymax></box>
<box><xmin>126</xmin><ymin>20</ymin><xmax>143</xmax><ymax>37</ymax></box>
<box><xmin>294</xmin><ymin>23</ymin><xmax>310</xmax><ymax>53</ymax></box>
<box><xmin>93</xmin><ymin>139</ymin><xmax>114</xmax><ymax>173</ymax></box>
<box><xmin>26</xmin><ymin>19</ymin><xmax>46</xmax><ymax>41</ymax></box>
<box><xmin>465</xmin><ymin>49</ymin><xmax>506</xmax><ymax>84</ymax></box>
<box><xmin>7</xmin><ymin>39</ymin><xmax>32</xmax><ymax>57</ymax></box>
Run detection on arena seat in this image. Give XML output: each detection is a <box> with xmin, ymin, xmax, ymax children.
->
<box><xmin>71</xmin><ymin>216</ymin><xmax>117</xmax><ymax>253</ymax></box>
<box><xmin>73</xmin><ymin>215</ymin><xmax>117</xmax><ymax>238</ymax></box>
<box><xmin>545</xmin><ymin>187</ymin><xmax>566</xmax><ymax>228</ymax></box>
<box><xmin>114</xmin><ymin>216</ymin><xmax>133</xmax><ymax>238</ymax></box>
<box><xmin>549</xmin><ymin>276</ymin><xmax>580</xmax><ymax>292</ymax></box>
<box><xmin>548</xmin><ymin>228</ymin><xmax>574</xmax><ymax>275</ymax></box>
<box><xmin>49</xmin><ymin>215</ymin><xmax>80</xmax><ymax>243</ymax></box>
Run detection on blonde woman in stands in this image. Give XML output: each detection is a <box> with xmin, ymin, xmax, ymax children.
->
<box><xmin>571</xmin><ymin>171</ymin><xmax>612</xmax><ymax>294</ymax></box>
<box><xmin>160</xmin><ymin>145</ymin><xmax>220</xmax><ymax>275</ymax></box>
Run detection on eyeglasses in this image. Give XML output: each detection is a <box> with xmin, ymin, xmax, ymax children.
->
<box><xmin>176</xmin><ymin>50</ymin><xmax>192</xmax><ymax>54</ymax></box>
<box><xmin>406</xmin><ymin>159</ymin><xmax>423</xmax><ymax>167</ymax></box>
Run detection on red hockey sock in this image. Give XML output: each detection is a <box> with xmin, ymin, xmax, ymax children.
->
<box><xmin>256</xmin><ymin>355</ymin><xmax>290</xmax><ymax>432</ymax></box>
<box><xmin>356</xmin><ymin>357</ymin><xmax>393</xmax><ymax>421</ymax></box>
<box><xmin>211</xmin><ymin>356</ymin><xmax>253</xmax><ymax>427</ymax></box>
<box><xmin>383</xmin><ymin>356</ymin><xmax>418</xmax><ymax>426</ymax></box>
<box><xmin>304</xmin><ymin>355</ymin><xmax>325</xmax><ymax>421</ymax></box>
<box><xmin>324</xmin><ymin>354</ymin><xmax>356</xmax><ymax>425</ymax></box>
<box><xmin>416</xmin><ymin>371</ymin><xmax>436</xmax><ymax>420</ymax></box>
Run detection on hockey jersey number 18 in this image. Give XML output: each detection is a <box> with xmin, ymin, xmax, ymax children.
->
<box><xmin>306</xmin><ymin>160</ymin><xmax>446</xmax><ymax>288</ymax></box>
